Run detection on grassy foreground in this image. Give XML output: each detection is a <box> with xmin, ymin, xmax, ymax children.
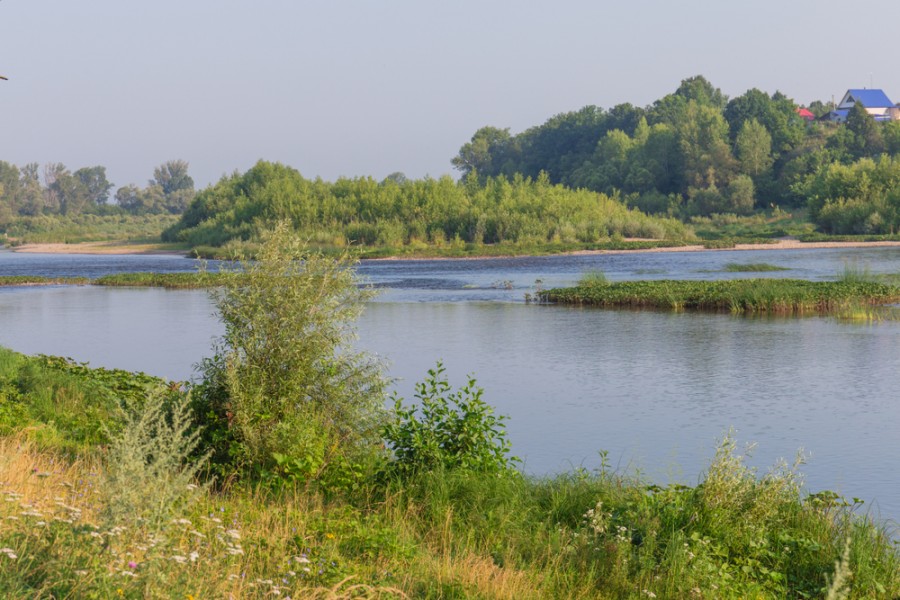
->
<box><xmin>0</xmin><ymin>346</ymin><xmax>897</xmax><ymax>598</ymax></box>
<box><xmin>540</xmin><ymin>278</ymin><xmax>900</xmax><ymax>315</ymax></box>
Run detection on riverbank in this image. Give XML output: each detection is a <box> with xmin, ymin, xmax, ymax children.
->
<box><xmin>0</xmin><ymin>346</ymin><xmax>897</xmax><ymax>598</ymax></box>
<box><xmin>592</xmin><ymin>238</ymin><xmax>900</xmax><ymax>255</ymax></box>
<box><xmin>8</xmin><ymin>237</ymin><xmax>900</xmax><ymax>261</ymax></box>
<box><xmin>9</xmin><ymin>241</ymin><xmax>189</xmax><ymax>255</ymax></box>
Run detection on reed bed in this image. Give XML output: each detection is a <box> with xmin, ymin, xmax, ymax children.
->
<box><xmin>541</xmin><ymin>278</ymin><xmax>900</xmax><ymax>314</ymax></box>
<box><xmin>93</xmin><ymin>272</ymin><xmax>231</xmax><ymax>289</ymax></box>
<box><xmin>0</xmin><ymin>276</ymin><xmax>90</xmax><ymax>287</ymax></box>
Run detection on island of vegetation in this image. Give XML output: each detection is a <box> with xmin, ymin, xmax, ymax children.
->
<box><xmin>0</xmin><ymin>226</ymin><xmax>896</xmax><ymax>598</ymax></box>
<box><xmin>539</xmin><ymin>273</ymin><xmax>900</xmax><ymax>316</ymax></box>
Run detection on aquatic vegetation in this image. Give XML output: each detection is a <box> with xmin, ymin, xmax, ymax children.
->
<box><xmin>541</xmin><ymin>278</ymin><xmax>900</xmax><ymax>315</ymax></box>
<box><xmin>722</xmin><ymin>262</ymin><xmax>789</xmax><ymax>272</ymax></box>
<box><xmin>0</xmin><ymin>276</ymin><xmax>90</xmax><ymax>286</ymax></box>
<box><xmin>94</xmin><ymin>272</ymin><xmax>229</xmax><ymax>289</ymax></box>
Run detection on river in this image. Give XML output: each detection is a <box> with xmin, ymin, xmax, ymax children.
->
<box><xmin>1</xmin><ymin>247</ymin><xmax>898</xmax><ymax>525</ymax></box>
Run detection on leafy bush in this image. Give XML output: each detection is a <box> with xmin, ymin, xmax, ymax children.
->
<box><xmin>382</xmin><ymin>362</ymin><xmax>516</xmax><ymax>476</ymax></box>
<box><xmin>195</xmin><ymin>222</ymin><xmax>387</xmax><ymax>487</ymax></box>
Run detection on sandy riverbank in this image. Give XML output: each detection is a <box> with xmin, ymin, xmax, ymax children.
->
<box><xmin>589</xmin><ymin>238</ymin><xmax>900</xmax><ymax>255</ymax></box>
<box><xmin>8</xmin><ymin>238</ymin><xmax>900</xmax><ymax>259</ymax></box>
<box><xmin>9</xmin><ymin>242</ymin><xmax>189</xmax><ymax>256</ymax></box>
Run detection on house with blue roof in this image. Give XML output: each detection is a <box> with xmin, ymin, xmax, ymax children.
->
<box><xmin>826</xmin><ymin>89</ymin><xmax>899</xmax><ymax>122</ymax></box>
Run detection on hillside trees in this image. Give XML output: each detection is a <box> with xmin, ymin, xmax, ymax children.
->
<box><xmin>450</xmin><ymin>75</ymin><xmax>900</xmax><ymax>223</ymax></box>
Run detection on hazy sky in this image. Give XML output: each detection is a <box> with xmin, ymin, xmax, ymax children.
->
<box><xmin>2</xmin><ymin>1</ymin><xmax>898</xmax><ymax>190</ymax></box>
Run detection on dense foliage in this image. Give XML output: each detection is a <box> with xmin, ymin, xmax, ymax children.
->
<box><xmin>193</xmin><ymin>224</ymin><xmax>388</xmax><ymax>486</ymax></box>
<box><xmin>454</xmin><ymin>75</ymin><xmax>900</xmax><ymax>233</ymax></box>
<box><xmin>162</xmin><ymin>161</ymin><xmax>689</xmax><ymax>250</ymax></box>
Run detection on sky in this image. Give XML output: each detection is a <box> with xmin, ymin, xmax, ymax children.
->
<box><xmin>2</xmin><ymin>0</ymin><xmax>899</xmax><ymax>191</ymax></box>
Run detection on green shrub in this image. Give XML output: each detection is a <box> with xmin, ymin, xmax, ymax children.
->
<box><xmin>382</xmin><ymin>362</ymin><xmax>516</xmax><ymax>476</ymax></box>
<box><xmin>195</xmin><ymin>222</ymin><xmax>387</xmax><ymax>487</ymax></box>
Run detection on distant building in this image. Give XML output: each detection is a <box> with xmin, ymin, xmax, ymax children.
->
<box><xmin>795</xmin><ymin>107</ymin><xmax>816</xmax><ymax>121</ymax></box>
<box><xmin>825</xmin><ymin>89</ymin><xmax>900</xmax><ymax>122</ymax></box>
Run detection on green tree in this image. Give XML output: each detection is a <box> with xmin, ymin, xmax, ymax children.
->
<box><xmin>735</xmin><ymin>118</ymin><xmax>774</xmax><ymax>177</ymax></box>
<box><xmin>845</xmin><ymin>102</ymin><xmax>885</xmax><ymax>158</ymax></box>
<box><xmin>676</xmin><ymin>100</ymin><xmax>736</xmax><ymax>190</ymax></box>
<box><xmin>674</xmin><ymin>75</ymin><xmax>728</xmax><ymax>109</ymax></box>
<box><xmin>49</xmin><ymin>168</ymin><xmax>90</xmax><ymax>215</ymax></box>
<box><xmin>74</xmin><ymin>166</ymin><xmax>113</xmax><ymax>206</ymax></box>
<box><xmin>452</xmin><ymin>126</ymin><xmax>515</xmax><ymax>179</ymax></box>
<box><xmin>151</xmin><ymin>159</ymin><xmax>194</xmax><ymax>196</ymax></box>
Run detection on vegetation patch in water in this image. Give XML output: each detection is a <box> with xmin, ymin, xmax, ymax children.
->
<box><xmin>93</xmin><ymin>271</ymin><xmax>230</xmax><ymax>289</ymax></box>
<box><xmin>541</xmin><ymin>278</ymin><xmax>900</xmax><ymax>314</ymax></box>
<box><xmin>0</xmin><ymin>276</ymin><xmax>90</xmax><ymax>287</ymax></box>
<box><xmin>722</xmin><ymin>262</ymin><xmax>789</xmax><ymax>272</ymax></box>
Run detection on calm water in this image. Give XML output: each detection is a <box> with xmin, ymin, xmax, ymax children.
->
<box><xmin>1</xmin><ymin>247</ymin><xmax>899</xmax><ymax>524</ymax></box>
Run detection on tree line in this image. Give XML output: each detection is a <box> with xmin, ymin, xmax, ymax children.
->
<box><xmin>0</xmin><ymin>160</ymin><xmax>196</xmax><ymax>226</ymax></box>
<box><xmin>453</xmin><ymin>75</ymin><xmax>900</xmax><ymax>234</ymax></box>
<box><xmin>162</xmin><ymin>160</ymin><xmax>689</xmax><ymax>249</ymax></box>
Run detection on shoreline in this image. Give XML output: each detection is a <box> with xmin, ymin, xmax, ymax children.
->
<box><xmin>8</xmin><ymin>241</ymin><xmax>189</xmax><ymax>256</ymax></box>
<box><xmin>8</xmin><ymin>238</ymin><xmax>900</xmax><ymax>260</ymax></box>
<box><xmin>365</xmin><ymin>238</ymin><xmax>900</xmax><ymax>261</ymax></box>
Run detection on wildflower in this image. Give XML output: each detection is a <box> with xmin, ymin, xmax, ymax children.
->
<box><xmin>325</xmin><ymin>532</ymin><xmax>335</xmax><ymax>540</ymax></box>
<box><xmin>128</xmin><ymin>561</ymin><xmax>138</xmax><ymax>570</ymax></box>
<box><xmin>642</xmin><ymin>590</ymin><xmax>657</xmax><ymax>598</ymax></box>
<box><xmin>293</xmin><ymin>555</ymin><xmax>311</xmax><ymax>564</ymax></box>
<box><xmin>189</xmin><ymin>551</ymin><xmax>200</xmax><ymax>562</ymax></box>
